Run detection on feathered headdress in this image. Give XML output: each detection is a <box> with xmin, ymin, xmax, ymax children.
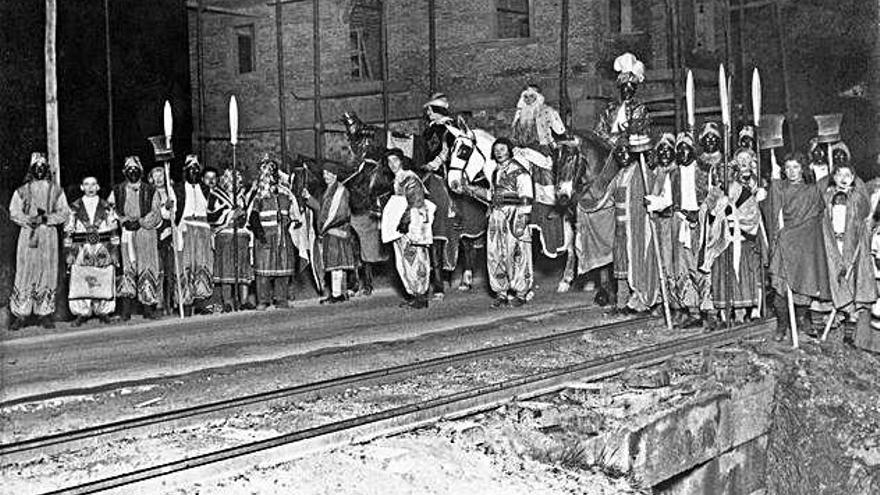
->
<box><xmin>614</xmin><ymin>52</ymin><xmax>646</xmax><ymax>86</ymax></box>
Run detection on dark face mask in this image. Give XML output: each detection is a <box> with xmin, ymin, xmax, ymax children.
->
<box><xmin>614</xmin><ymin>148</ymin><xmax>632</xmax><ymax>167</ymax></box>
<box><xmin>811</xmin><ymin>146</ymin><xmax>827</xmax><ymax>164</ymax></box>
<box><xmin>185</xmin><ymin>167</ymin><xmax>201</xmax><ymax>185</ymax></box>
<box><xmin>31</xmin><ymin>163</ymin><xmax>49</xmax><ymax>180</ymax></box>
<box><xmin>676</xmin><ymin>144</ymin><xmax>694</xmax><ymax>164</ymax></box>
<box><xmin>832</xmin><ymin>149</ymin><xmax>849</xmax><ymax>166</ymax></box>
<box><xmin>124</xmin><ymin>167</ymin><xmax>142</xmax><ymax>183</ymax></box>
<box><xmin>739</xmin><ymin>136</ymin><xmax>755</xmax><ymax>151</ymax></box>
<box><xmin>657</xmin><ymin>145</ymin><xmax>675</xmax><ymax>167</ymax></box>
<box><xmin>701</xmin><ymin>135</ymin><xmax>720</xmax><ymax>154</ymax></box>
<box><xmin>619</xmin><ymin>82</ymin><xmax>637</xmax><ymax>102</ymax></box>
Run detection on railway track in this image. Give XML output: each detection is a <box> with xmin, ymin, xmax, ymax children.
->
<box><xmin>24</xmin><ymin>317</ymin><xmax>772</xmax><ymax>495</ymax></box>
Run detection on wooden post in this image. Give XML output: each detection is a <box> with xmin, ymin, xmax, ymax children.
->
<box><xmin>103</xmin><ymin>0</ymin><xmax>115</xmax><ymax>186</ymax></box>
<box><xmin>428</xmin><ymin>0</ymin><xmax>437</xmax><ymax>93</ymax></box>
<box><xmin>196</xmin><ymin>0</ymin><xmax>206</xmax><ymax>161</ymax></box>
<box><xmin>313</xmin><ymin>0</ymin><xmax>323</xmax><ymax>164</ymax></box>
<box><xmin>381</xmin><ymin>0</ymin><xmax>390</xmax><ymax>133</ymax></box>
<box><xmin>559</xmin><ymin>0</ymin><xmax>571</xmax><ymax>124</ymax></box>
<box><xmin>668</xmin><ymin>0</ymin><xmax>682</xmax><ymax>132</ymax></box>
<box><xmin>275</xmin><ymin>0</ymin><xmax>289</xmax><ymax>171</ymax></box>
<box><xmin>45</xmin><ymin>0</ymin><xmax>60</xmax><ymax>185</ymax></box>
<box><xmin>773</xmin><ymin>0</ymin><xmax>795</xmax><ymax>152</ymax></box>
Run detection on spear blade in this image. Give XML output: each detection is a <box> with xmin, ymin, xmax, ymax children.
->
<box><xmin>686</xmin><ymin>69</ymin><xmax>695</xmax><ymax>130</ymax></box>
<box><xmin>751</xmin><ymin>68</ymin><xmax>762</xmax><ymax>127</ymax></box>
<box><xmin>719</xmin><ymin>64</ymin><xmax>730</xmax><ymax>126</ymax></box>
<box><xmin>230</xmin><ymin>95</ymin><xmax>239</xmax><ymax>146</ymax></box>
<box><xmin>163</xmin><ymin>100</ymin><xmax>173</xmax><ymax>149</ymax></box>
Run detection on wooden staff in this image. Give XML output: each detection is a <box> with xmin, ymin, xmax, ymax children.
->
<box><xmin>752</xmin><ymin>68</ymin><xmax>767</xmax><ymax>319</ymax></box>
<box><xmin>164</xmin><ymin>101</ymin><xmax>185</xmax><ymax>319</ymax></box>
<box><xmin>230</xmin><ymin>95</ymin><xmax>241</xmax><ymax>309</ymax></box>
<box><xmin>638</xmin><ymin>153</ymin><xmax>673</xmax><ymax>330</ymax></box>
<box><xmin>720</xmin><ymin>64</ymin><xmax>734</xmax><ymax>328</ymax></box>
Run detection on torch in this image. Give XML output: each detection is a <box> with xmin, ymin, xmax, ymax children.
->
<box><xmin>229</xmin><ymin>95</ymin><xmax>241</xmax><ymax>309</ymax></box>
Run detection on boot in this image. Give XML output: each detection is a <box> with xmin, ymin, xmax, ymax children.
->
<box><xmin>361</xmin><ymin>264</ymin><xmax>373</xmax><ymax>296</ymax></box>
<box><xmin>71</xmin><ymin>316</ymin><xmax>88</xmax><ymax>327</ymax></box>
<box><xmin>772</xmin><ymin>294</ymin><xmax>789</xmax><ymax>341</ymax></box>
<box><xmin>795</xmin><ymin>307</ymin><xmax>812</xmax><ymax>338</ymax></box>
<box><xmin>143</xmin><ymin>305</ymin><xmax>159</xmax><ymax>320</ymax></box>
<box><xmin>593</xmin><ymin>285</ymin><xmax>611</xmax><ymax>307</ymax></box>
<box><xmin>119</xmin><ymin>298</ymin><xmax>132</xmax><ymax>321</ymax></box>
<box><xmin>409</xmin><ymin>294</ymin><xmax>428</xmax><ymax>309</ymax></box>
<box><xmin>458</xmin><ymin>270</ymin><xmax>473</xmax><ymax>292</ymax></box>
<box><xmin>40</xmin><ymin>315</ymin><xmax>55</xmax><ymax>329</ymax></box>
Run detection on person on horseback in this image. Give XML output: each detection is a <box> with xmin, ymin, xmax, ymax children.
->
<box><xmin>510</xmin><ymin>84</ymin><xmax>568</xmax><ymax>261</ymax></box>
<box><xmin>341</xmin><ymin>112</ymin><xmax>391</xmax><ymax>297</ymax></box>
<box><xmin>595</xmin><ymin>52</ymin><xmax>650</xmax><ymax>150</ymax></box>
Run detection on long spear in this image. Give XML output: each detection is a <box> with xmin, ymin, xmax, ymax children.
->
<box><xmin>164</xmin><ymin>101</ymin><xmax>185</xmax><ymax>319</ymax></box>
<box><xmin>686</xmin><ymin>70</ymin><xmax>695</xmax><ymax>134</ymax></box>
<box><xmin>637</xmin><ymin>151</ymin><xmax>673</xmax><ymax>330</ymax></box>
<box><xmin>751</xmin><ymin>68</ymin><xmax>768</xmax><ymax>320</ymax></box>
<box><xmin>230</xmin><ymin>95</ymin><xmax>241</xmax><ymax>310</ymax></box>
<box><xmin>719</xmin><ymin>65</ymin><xmax>734</xmax><ymax>328</ymax></box>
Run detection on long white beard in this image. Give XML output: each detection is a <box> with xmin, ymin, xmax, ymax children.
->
<box><xmin>513</xmin><ymin>105</ymin><xmax>540</xmax><ymax>145</ymax></box>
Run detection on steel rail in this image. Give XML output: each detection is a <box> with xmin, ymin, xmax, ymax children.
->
<box><xmin>2</xmin><ymin>314</ymin><xmax>649</xmax><ymax>457</ymax></box>
<box><xmin>43</xmin><ymin>319</ymin><xmax>773</xmax><ymax>495</ymax></box>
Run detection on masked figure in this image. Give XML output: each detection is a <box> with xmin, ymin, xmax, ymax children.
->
<box><xmin>464</xmin><ymin>138</ymin><xmax>534</xmax><ymax>307</ymax></box>
<box><xmin>249</xmin><ymin>156</ymin><xmax>300</xmax><ymax>309</ymax></box>
<box><xmin>66</xmin><ymin>176</ymin><xmax>119</xmax><ymax>326</ymax></box>
<box><xmin>643</xmin><ymin>133</ymin><xmax>678</xmax><ymax>315</ymax></box>
<box><xmin>8</xmin><ymin>153</ymin><xmax>70</xmax><ymax>330</ymax></box>
<box><xmin>172</xmin><ymin>154</ymin><xmax>215</xmax><ymax>314</ymax></box>
<box><xmin>604</xmin><ymin>137</ymin><xmax>661</xmax><ymax>313</ymax></box>
<box><xmin>109</xmin><ymin>156</ymin><xmax>163</xmax><ymax>320</ymax></box>
<box><xmin>147</xmin><ymin>166</ymin><xmax>176</xmax><ymax>314</ymax></box>
<box><xmin>668</xmin><ymin>132</ymin><xmax>713</xmax><ymax>328</ymax></box>
<box><xmin>594</xmin><ymin>52</ymin><xmax>651</xmax><ymax>149</ymax></box>
<box><xmin>210</xmin><ymin>168</ymin><xmax>255</xmax><ymax>311</ymax></box>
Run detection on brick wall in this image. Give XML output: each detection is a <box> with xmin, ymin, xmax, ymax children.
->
<box><xmin>189</xmin><ymin>0</ymin><xmax>688</xmax><ymax>176</ymax></box>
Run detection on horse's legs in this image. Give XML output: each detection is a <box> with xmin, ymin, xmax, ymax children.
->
<box><xmin>557</xmin><ymin>220</ymin><xmax>575</xmax><ymax>293</ymax></box>
<box><xmin>430</xmin><ymin>240</ymin><xmax>446</xmax><ymax>298</ymax></box>
<box><xmin>458</xmin><ymin>237</ymin><xmax>477</xmax><ymax>291</ymax></box>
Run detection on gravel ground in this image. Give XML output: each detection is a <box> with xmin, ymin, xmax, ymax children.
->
<box><xmin>2</xmin><ymin>316</ymin><xmax>682</xmax><ymax>494</ymax></box>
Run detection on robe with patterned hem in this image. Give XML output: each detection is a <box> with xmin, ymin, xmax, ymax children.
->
<box><xmin>110</xmin><ymin>182</ymin><xmax>162</xmax><ymax>306</ymax></box>
<box><xmin>65</xmin><ymin>197</ymin><xmax>119</xmax><ymax>316</ymax></box>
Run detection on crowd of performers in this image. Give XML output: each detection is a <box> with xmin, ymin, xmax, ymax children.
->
<box><xmin>6</xmin><ymin>52</ymin><xmax>880</xmax><ymax>355</ymax></box>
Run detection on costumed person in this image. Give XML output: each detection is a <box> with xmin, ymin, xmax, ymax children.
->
<box><xmin>419</xmin><ymin>93</ymin><xmax>455</xmax><ymax>298</ymax></box>
<box><xmin>738</xmin><ymin>125</ymin><xmax>756</xmax><ymax>153</ymax></box>
<box><xmin>510</xmin><ymin>84</ymin><xmax>567</xmax><ymax>260</ymax></box>
<box><xmin>173</xmin><ymin>154</ymin><xmax>215</xmax><ymax>315</ymax></box>
<box><xmin>463</xmin><ymin>138</ymin><xmax>534</xmax><ymax>308</ymax></box>
<box><xmin>702</xmin><ymin>148</ymin><xmax>767</xmax><ymax>325</ymax></box>
<box><xmin>8</xmin><ymin>152</ymin><xmax>70</xmax><ymax>330</ymax></box>
<box><xmin>605</xmin><ymin>137</ymin><xmax>661</xmax><ymax>313</ymax></box>
<box><xmin>766</xmin><ymin>152</ymin><xmax>831</xmax><ymax>341</ymax></box>
<box><xmin>585</xmin><ymin>52</ymin><xmax>650</xmax><ymax>301</ymax></box>
<box><xmin>109</xmin><ymin>156</ymin><xmax>163</xmax><ymax>321</ymax></box>
<box><xmin>810</xmin><ymin>113</ymin><xmax>842</xmax><ymax>185</ymax></box>
<box><xmin>305</xmin><ymin>161</ymin><xmax>357</xmax><ymax>304</ymax></box>
<box><xmin>341</xmin><ymin>112</ymin><xmax>392</xmax><ymax>296</ymax></box>
<box><xmin>147</xmin><ymin>165</ymin><xmax>176</xmax><ymax>315</ymax></box>
<box><xmin>594</xmin><ymin>52</ymin><xmax>650</xmax><ymax>149</ymax></box>
<box><xmin>860</xmin><ymin>181</ymin><xmax>880</xmax><ymax>353</ymax></box>
<box><xmin>669</xmin><ymin>131</ymin><xmax>713</xmax><ymax>328</ymax></box>
<box><xmin>384</xmin><ymin>149</ymin><xmax>432</xmax><ymax>309</ymax></box>
<box><xmin>820</xmin><ymin>163</ymin><xmax>876</xmax><ymax>343</ymax></box>
<box><xmin>249</xmin><ymin>156</ymin><xmax>300</xmax><ymax>309</ymax></box>
<box><xmin>643</xmin><ymin>133</ymin><xmax>678</xmax><ymax>318</ymax></box>
<box><xmin>65</xmin><ymin>176</ymin><xmax>119</xmax><ymax>326</ymax></box>
<box><xmin>698</xmin><ymin>122</ymin><xmax>729</xmax><ymax>187</ymax></box>
<box><xmin>209</xmin><ymin>168</ymin><xmax>254</xmax><ymax>312</ymax></box>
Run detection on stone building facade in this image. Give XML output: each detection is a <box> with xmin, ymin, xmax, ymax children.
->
<box><xmin>188</xmin><ymin>0</ymin><xmax>731</xmax><ymax>173</ymax></box>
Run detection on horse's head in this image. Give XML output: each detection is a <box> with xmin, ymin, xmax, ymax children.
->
<box><xmin>289</xmin><ymin>153</ymin><xmax>326</xmax><ymax>198</ymax></box>
<box><xmin>445</xmin><ymin>117</ymin><xmax>495</xmax><ymax>191</ymax></box>
<box><xmin>340</xmin><ymin>111</ymin><xmax>364</xmax><ymax>139</ymax></box>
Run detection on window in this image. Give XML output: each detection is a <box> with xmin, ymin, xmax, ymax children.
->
<box><xmin>349</xmin><ymin>0</ymin><xmax>383</xmax><ymax>80</ymax></box>
<box><xmin>236</xmin><ymin>25</ymin><xmax>255</xmax><ymax>74</ymax></box>
<box><xmin>497</xmin><ymin>0</ymin><xmax>530</xmax><ymax>39</ymax></box>
<box><xmin>609</xmin><ymin>0</ymin><xmax>634</xmax><ymax>34</ymax></box>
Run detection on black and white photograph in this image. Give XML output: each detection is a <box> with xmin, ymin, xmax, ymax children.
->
<box><xmin>1</xmin><ymin>0</ymin><xmax>879</xmax><ymax>493</ymax></box>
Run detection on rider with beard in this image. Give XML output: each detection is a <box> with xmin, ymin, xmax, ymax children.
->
<box><xmin>172</xmin><ymin>155</ymin><xmax>215</xmax><ymax>315</ymax></box>
<box><xmin>8</xmin><ymin>153</ymin><xmax>70</xmax><ymax>330</ymax></box>
<box><xmin>510</xmin><ymin>84</ymin><xmax>568</xmax><ymax>262</ymax></box>
<box><xmin>109</xmin><ymin>156</ymin><xmax>163</xmax><ymax>321</ymax></box>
